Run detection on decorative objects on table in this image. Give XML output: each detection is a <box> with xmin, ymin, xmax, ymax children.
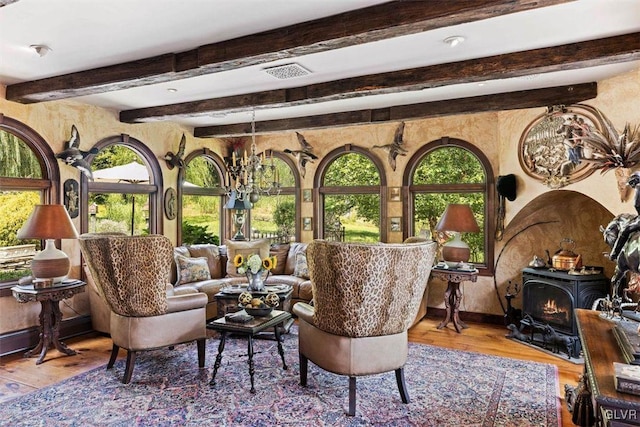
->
<box><xmin>284</xmin><ymin>132</ymin><xmax>318</xmax><ymax>178</ymax></box>
<box><xmin>518</xmin><ymin>104</ymin><xmax>603</xmax><ymax>189</ymax></box>
<box><xmin>233</xmin><ymin>252</ymin><xmax>277</xmax><ymax>292</ymax></box>
<box><xmin>55</xmin><ymin>124</ymin><xmax>98</xmax><ymax>180</ymax></box>
<box><xmin>225</xmin><ymin>190</ymin><xmax>251</xmax><ymax>240</ymax></box>
<box><xmin>163</xmin><ymin>133</ymin><xmax>186</xmax><ymax>170</ymax></box>
<box><xmin>63</xmin><ymin>179</ymin><xmax>79</xmax><ymax>218</ymax></box>
<box><xmin>601</xmin><ymin>213</ymin><xmax>640</xmax><ymax>305</ymax></box>
<box><xmin>435</xmin><ymin>203</ymin><xmax>480</xmax><ymax>265</ymax></box>
<box><xmin>163</xmin><ymin>187</ymin><xmax>176</xmax><ymax>220</ymax></box>
<box><xmin>371</xmin><ymin>121</ymin><xmax>407</xmax><ymax>171</ymax></box>
<box><xmin>17</xmin><ymin>204</ymin><xmax>79</xmax><ymax>282</ymax></box>
<box><xmin>223</xmin><ymin>110</ymin><xmax>280</xmax><ymax>204</ymax></box>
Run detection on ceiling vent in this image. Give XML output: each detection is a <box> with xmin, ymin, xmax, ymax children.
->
<box><xmin>263</xmin><ymin>63</ymin><xmax>311</xmax><ymax>80</ymax></box>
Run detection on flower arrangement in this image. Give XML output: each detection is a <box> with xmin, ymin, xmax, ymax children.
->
<box><xmin>233</xmin><ymin>253</ymin><xmax>277</xmax><ymax>276</ymax></box>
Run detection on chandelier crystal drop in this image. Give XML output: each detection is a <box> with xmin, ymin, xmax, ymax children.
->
<box><xmin>223</xmin><ymin>110</ymin><xmax>281</xmax><ymax>204</ymax></box>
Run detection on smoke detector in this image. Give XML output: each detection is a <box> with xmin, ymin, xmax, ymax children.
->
<box><xmin>263</xmin><ymin>63</ymin><xmax>311</xmax><ymax>80</ymax></box>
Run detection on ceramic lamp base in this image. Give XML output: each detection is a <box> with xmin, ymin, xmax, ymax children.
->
<box><xmin>441</xmin><ymin>245</ymin><xmax>470</xmax><ymax>264</ymax></box>
<box><xmin>31</xmin><ymin>239</ymin><xmax>70</xmax><ymax>282</ymax></box>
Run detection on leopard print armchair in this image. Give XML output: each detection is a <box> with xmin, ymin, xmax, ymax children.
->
<box><xmin>293</xmin><ymin>239</ymin><xmax>436</xmax><ymax>416</ymax></box>
<box><xmin>79</xmin><ymin>234</ymin><xmax>208</xmax><ymax>384</ymax></box>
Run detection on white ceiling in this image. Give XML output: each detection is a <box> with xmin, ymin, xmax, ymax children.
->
<box><xmin>1</xmin><ymin>0</ymin><xmax>639</xmax><ymax>129</ymax></box>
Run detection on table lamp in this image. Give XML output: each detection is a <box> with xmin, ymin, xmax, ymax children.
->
<box><xmin>17</xmin><ymin>204</ymin><xmax>79</xmax><ymax>282</ymax></box>
<box><xmin>225</xmin><ymin>191</ymin><xmax>252</xmax><ymax>241</ymax></box>
<box><xmin>435</xmin><ymin>203</ymin><xmax>480</xmax><ymax>264</ymax></box>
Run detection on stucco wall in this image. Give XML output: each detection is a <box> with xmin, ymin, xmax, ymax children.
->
<box><xmin>1</xmin><ymin>68</ymin><xmax>639</xmax><ymax>333</ymax></box>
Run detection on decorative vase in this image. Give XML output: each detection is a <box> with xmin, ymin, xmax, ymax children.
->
<box><xmin>247</xmin><ymin>272</ymin><xmax>265</xmax><ymax>292</ymax></box>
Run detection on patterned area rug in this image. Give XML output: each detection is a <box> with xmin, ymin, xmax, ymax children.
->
<box><xmin>2</xmin><ymin>327</ymin><xmax>560</xmax><ymax>426</ymax></box>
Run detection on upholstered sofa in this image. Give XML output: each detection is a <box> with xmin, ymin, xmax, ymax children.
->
<box><xmin>170</xmin><ymin>239</ymin><xmax>312</xmax><ymax>320</ymax></box>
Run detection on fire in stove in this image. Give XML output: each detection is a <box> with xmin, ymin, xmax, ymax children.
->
<box><xmin>540</xmin><ymin>299</ymin><xmax>569</xmax><ymax>322</ymax></box>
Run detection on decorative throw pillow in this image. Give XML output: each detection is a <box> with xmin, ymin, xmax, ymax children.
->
<box><xmin>188</xmin><ymin>245</ymin><xmax>223</xmax><ymax>279</ymax></box>
<box><xmin>175</xmin><ymin>254</ymin><xmax>211</xmax><ymax>285</ymax></box>
<box><xmin>293</xmin><ymin>252</ymin><xmax>310</xmax><ymax>279</ymax></box>
<box><xmin>269</xmin><ymin>243</ymin><xmax>290</xmax><ymax>275</ymax></box>
<box><xmin>225</xmin><ymin>239</ymin><xmax>270</xmax><ymax>277</ymax></box>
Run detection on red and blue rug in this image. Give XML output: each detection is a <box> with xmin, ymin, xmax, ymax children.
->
<box><xmin>1</xmin><ymin>327</ymin><xmax>560</xmax><ymax>426</ymax></box>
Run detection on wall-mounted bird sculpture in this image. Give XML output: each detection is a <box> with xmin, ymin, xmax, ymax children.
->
<box><xmin>164</xmin><ymin>134</ymin><xmax>186</xmax><ymax>170</ymax></box>
<box><xmin>55</xmin><ymin>125</ymin><xmax>98</xmax><ymax>180</ymax></box>
<box><xmin>371</xmin><ymin>121</ymin><xmax>408</xmax><ymax>171</ymax></box>
<box><xmin>284</xmin><ymin>132</ymin><xmax>318</xmax><ymax>178</ymax></box>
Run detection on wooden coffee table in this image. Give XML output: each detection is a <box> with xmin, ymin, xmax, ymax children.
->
<box><xmin>207</xmin><ymin>309</ymin><xmax>292</xmax><ymax>393</ymax></box>
<box><xmin>214</xmin><ymin>284</ymin><xmax>294</xmax><ymax>332</ymax></box>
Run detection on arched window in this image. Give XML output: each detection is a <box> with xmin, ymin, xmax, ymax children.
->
<box><xmin>178</xmin><ymin>148</ymin><xmax>226</xmax><ymax>245</ymax></box>
<box><xmin>405</xmin><ymin>137</ymin><xmax>495</xmax><ymax>273</ymax></box>
<box><xmin>249</xmin><ymin>152</ymin><xmax>299</xmax><ymax>243</ymax></box>
<box><xmin>0</xmin><ymin>115</ymin><xmax>59</xmax><ymax>286</ymax></box>
<box><xmin>81</xmin><ymin>135</ymin><xmax>162</xmax><ymax>236</ymax></box>
<box><xmin>315</xmin><ymin>146</ymin><xmax>386</xmax><ymax>242</ymax></box>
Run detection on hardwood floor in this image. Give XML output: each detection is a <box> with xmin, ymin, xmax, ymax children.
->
<box><xmin>0</xmin><ymin>316</ymin><xmax>582</xmax><ymax>426</ymax></box>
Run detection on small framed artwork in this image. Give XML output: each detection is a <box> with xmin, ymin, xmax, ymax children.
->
<box><xmin>390</xmin><ymin>217</ymin><xmax>402</xmax><ymax>233</ymax></box>
<box><xmin>302</xmin><ymin>189</ymin><xmax>313</xmax><ymax>203</ymax></box>
<box><xmin>302</xmin><ymin>217</ymin><xmax>313</xmax><ymax>231</ymax></box>
<box><xmin>63</xmin><ymin>179</ymin><xmax>79</xmax><ymax>218</ymax></box>
<box><xmin>164</xmin><ymin>187</ymin><xmax>177</xmax><ymax>220</ymax></box>
<box><xmin>389</xmin><ymin>187</ymin><xmax>401</xmax><ymax>202</ymax></box>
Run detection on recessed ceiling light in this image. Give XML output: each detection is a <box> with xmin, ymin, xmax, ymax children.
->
<box><xmin>167</xmin><ymin>88</ymin><xmax>178</xmax><ymax>93</ymax></box>
<box><xmin>29</xmin><ymin>44</ymin><xmax>51</xmax><ymax>57</ymax></box>
<box><xmin>443</xmin><ymin>36</ymin><xmax>465</xmax><ymax>48</ymax></box>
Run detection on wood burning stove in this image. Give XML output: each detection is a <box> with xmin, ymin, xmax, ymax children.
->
<box><xmin>522</xmin><ymin>267</ymin><xmax>608</xmax><ymax>337</ymax></box>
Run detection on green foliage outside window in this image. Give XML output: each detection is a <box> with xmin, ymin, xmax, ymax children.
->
<box><xmin>182</xmin><ymin>222</ymin><xmax>219</xmax><ymax>245</ymax></box>
<box><xmin>413</xmin><ymin>146</ymin><xmax>486</xmax><ymax>263</ymax></box>
<box><xmin>0</xmin><ymin>130</ymin><xmax>42</xmax><ymax>178</ymax></box>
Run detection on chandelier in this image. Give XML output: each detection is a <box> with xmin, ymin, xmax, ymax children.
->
<box><xmin>223</xmin><ymin>110</ymin><xmax>281</xmax><ymax>205</ymax></box>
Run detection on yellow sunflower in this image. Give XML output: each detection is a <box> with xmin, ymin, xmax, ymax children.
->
<box><xmin>262</xmin><ymin>256</ymin><xmax>275</xmax><ymax>271</ymax></box>
<box><xmin>233</xmin><ymin>254</ymin><xmax>244</xmax><ymax>267</ymax></box>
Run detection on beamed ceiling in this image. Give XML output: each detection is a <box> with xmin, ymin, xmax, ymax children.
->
<box><xmin>1</xmin><ymin>0</ymin><xmax>639</xmax><ymax>138</ymax></box>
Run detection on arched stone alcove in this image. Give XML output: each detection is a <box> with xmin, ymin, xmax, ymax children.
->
<box><xmin>496</xmin><ymin>190</ymin><xmax>616</xmax><ymax>311</ymax></box>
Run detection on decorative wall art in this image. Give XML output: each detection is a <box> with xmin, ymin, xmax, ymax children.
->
<box><xmin>390</xmin><ymin>217</ymin><xmax>402</xmax><ymax>233</ymax></box>
<box><xmin>389</xmin><ymin>187</ymin><xmax>401</xmax><ymax>202</ymax></box>
<box><xmin>55</xmin><ymin>125</ymin><xmax>98</xmax><ymax>180</ymax></box>
<box><xmin>164</xmin><ymin>187</ymin><xmax>177</xmax><ymax>220</ymax></box>
<box><xmin>284</xmin><ymin>132</ymin><xmax>318</xmax><ymax>178</ymax></box>
<box><xmin>302</xmin><ymin>189</ymin><xmax>313</xmax><ymax>203</ymax></box>
<box><xmin>518</xmin><ymin>104</ymin><xmax>604</xmax><ymax>189</ymax></box>
<box><xmin>302</xmin><ymin>217</ymin><xmax>313</xmax><ymax>231</ymax></box>
<box><xmin>63</xmin><ymin>179</ymin><xmax>79</xmax><ymax>218</ymax></box>
<box><xmin>163</xmin><ymin>133</ymin><xmax>186</xmax><ymax>170</ymax></box>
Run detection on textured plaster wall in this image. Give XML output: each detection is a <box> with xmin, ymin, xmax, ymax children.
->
<box><xmin>1</xmin><ymin>68</ymin><xmax>639</xmax><ymax>333</ymax></box>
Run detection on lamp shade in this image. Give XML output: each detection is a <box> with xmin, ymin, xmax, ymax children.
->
<box><xmin>17</xmin><ymin>204</ymin><xmax>78</xmax><ymax>282</ymax></box>
<box><xmin>435</xmin><ymin>204</ymin><xmax>479</xmax><ymax>264</ymax></box>
<box><xmin>435</xmin><ymin>204</ymin><xmax>480</xmax><ymax>233</ymax></box>
<box><xmin>17</xmin><ymin>204</ymin><xmax>79</xmax><ymax>240</ymax></box>
<box><xmin>224</xmin><ymin>191</ymin><xmax>251</xmax><ymax>210</ymax></box>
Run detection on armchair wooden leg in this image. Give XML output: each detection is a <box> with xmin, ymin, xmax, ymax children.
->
<box><xmin>197</xmin><ymin>339</ymin><xmax>206</xmax><ymax>368</ymax></box>
<box><xmin>395</xmin><ymin>367</ymin><xmax>411</xmax><ymax>404</ymax></box>
<box><xmin>348</xmin><ymin>376</ymin><xmax>357</xmax><ymax>416</ymax></box>
<box><xmin>122</xmin><ymin>350</ymin><xmax>137</xmax><ymax>384</ymax></box>
<box><xmin>299</xmin><ymin>353</ymin><xmax>308</xmax><ymax>386</ymax></box>
<box><xmin>107</xmin><ymin>344</ymin><xmax>119</xmax><ymax>369</ymax></box>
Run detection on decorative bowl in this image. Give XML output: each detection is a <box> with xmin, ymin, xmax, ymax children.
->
<box><xmin>244</xmin><ymin>306</ymin><xmax>273</xmax><ymax>317</ymax></box>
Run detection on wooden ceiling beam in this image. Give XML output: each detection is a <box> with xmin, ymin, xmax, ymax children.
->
<box><xmin>124</xmin><ymin>33</ymin><xmax>639</xmax><ymax>123</ymax></box>
<box><xmin>194</xmin><ymin>82</ymin><xmax>597</xmax><ymax>137</ymax></box>
<box><xmin>6</xmin><ymin>0</ymin><xmax>571</xmax><ymax>103</ymax></box>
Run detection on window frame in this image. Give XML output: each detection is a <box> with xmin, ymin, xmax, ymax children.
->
<box><xmin>80</xmin><ymin>135</ymin><xmax>163</xmax><ymax>235</ymax></box>
<box><xmin>0</xmin><ymin>115</ymin><xmax>60</xmax><ymax>293</ymax></box>
<box><xmin>314</xmin><ymin>144</ymin><xmax>388</xmax><ymax>242</ymax></box>
<box><xmin>404</xmin><ymin>137</ymin><xmax>495</xmax><ymax>275</ymax></box>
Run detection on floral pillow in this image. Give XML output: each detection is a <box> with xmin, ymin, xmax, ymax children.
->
<box><xmin>175</xmin><ymin>254</ymin><xmax>211</xmax><ymax>285</ymax></box>
<box><xmin>293</xmin><ymin>252</ymin><xmax>310</xmax><ymax>279</ymax></box>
